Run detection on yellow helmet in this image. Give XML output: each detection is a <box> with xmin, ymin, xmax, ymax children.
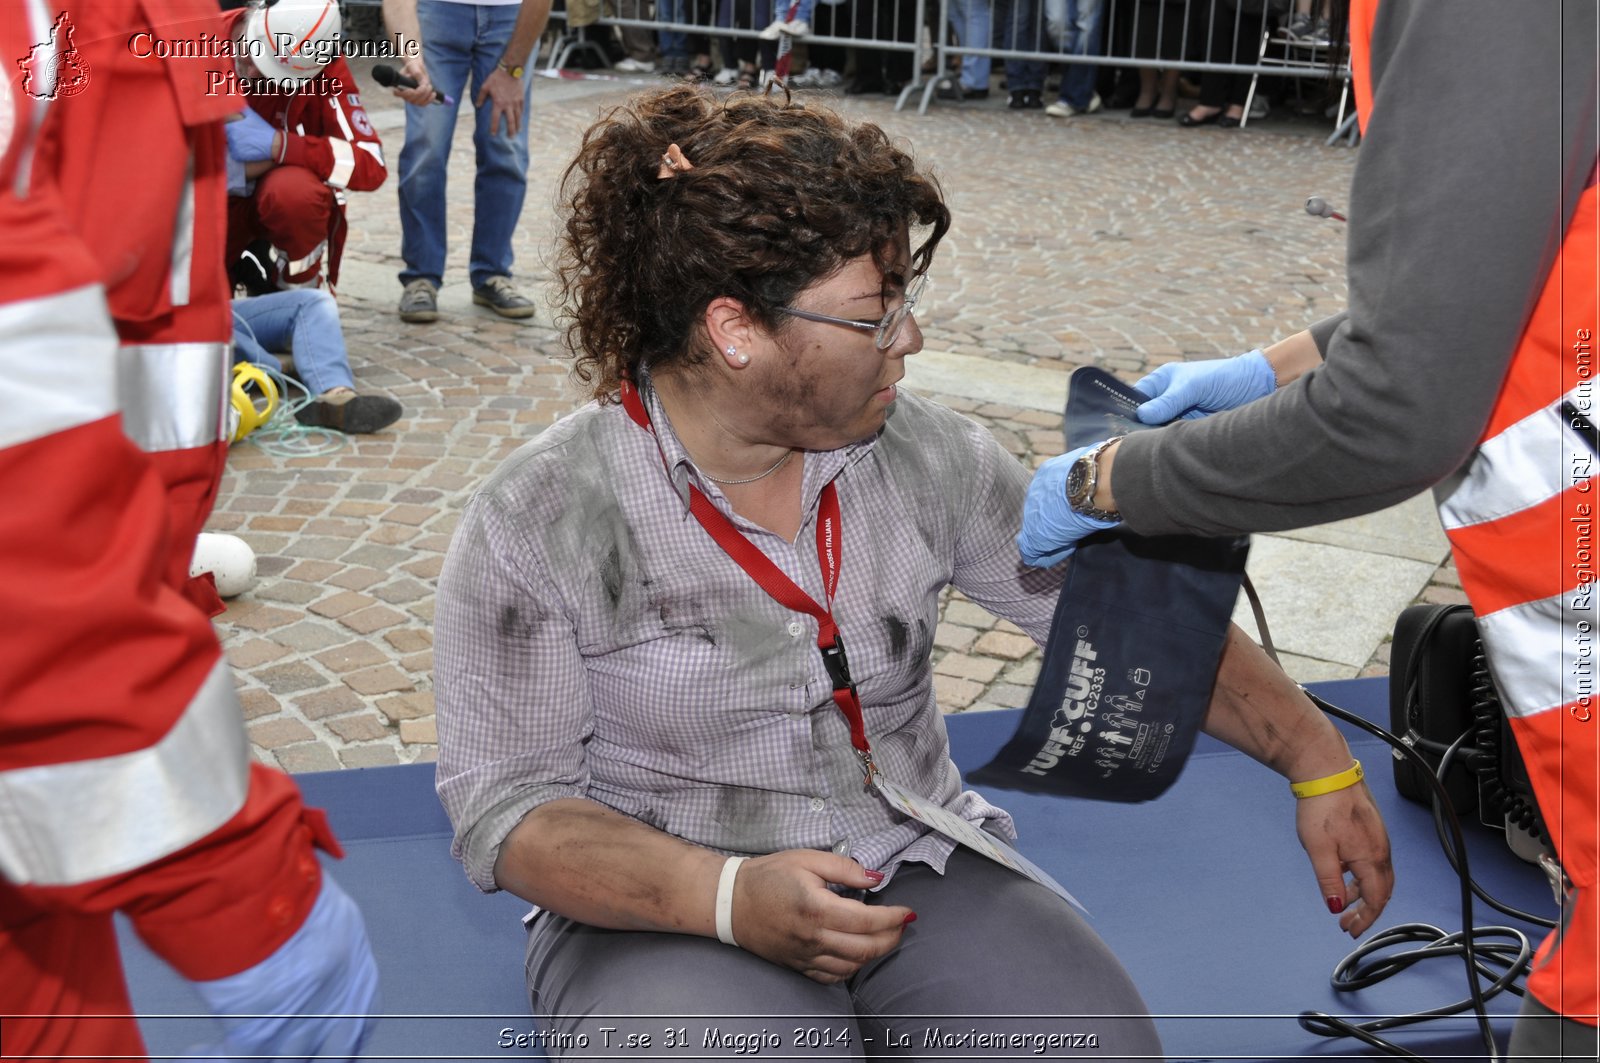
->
<box><xmin>230</xmin><ymin>362</ymin><xmax>280</xmax><ymax>443</ymax></box>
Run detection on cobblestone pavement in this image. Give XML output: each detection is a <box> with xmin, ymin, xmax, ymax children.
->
<box><xmin>213</xmin><ymin>60</ymin><xmax>1461</xmax><ymax>773</ymax></box>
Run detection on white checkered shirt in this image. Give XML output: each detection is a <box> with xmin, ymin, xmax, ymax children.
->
<box><xmin>435</xmin><ymin>385</ymin><xmax>1067</xmax><ymax>892</ymax></box>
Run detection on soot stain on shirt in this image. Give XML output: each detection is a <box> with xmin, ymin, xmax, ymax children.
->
<box><xmin>883</xmin><ymin>616</ymin><xmax>909</xmax><ymax>658</ymax></box>
<box><xmin>653</xmin><ymin>596</ymin><xmax>717</xmax><ymax>645</ymax></box>
<box><xmin>711</xmin><ymin>785</ymin><xmax>782</xmax><ymax>853</ymax></box>
<box><xmin>600</xmin><ymin>544</ymin><xmax>623</xmax><ymax>608</ymax></box>
<box><xmin>498</xmin><ymin>604</ymin><xmax>533</xmax><ymax>641</ymax></box>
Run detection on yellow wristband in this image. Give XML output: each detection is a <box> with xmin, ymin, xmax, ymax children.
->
<box><xmin>1289</xmin><ymin>759</ymin><xmax>1364</xmax><ymax>799</ymax></box>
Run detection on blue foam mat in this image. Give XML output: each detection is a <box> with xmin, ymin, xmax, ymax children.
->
<box><xmin>120</xmin><ymin>678</ymin><xmax>1553</xmax><ymax>1061</ymax></box>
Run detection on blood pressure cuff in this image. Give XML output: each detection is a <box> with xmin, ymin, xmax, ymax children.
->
<box><xmin>969</xmin><ymin>367</ymin><xmax>1250</xmax><ymax>802</ymax></box>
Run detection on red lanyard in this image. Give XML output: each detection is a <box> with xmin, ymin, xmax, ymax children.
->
<box><xmin>619</xmin><ymin>380</ymin><xmax>877</xmax><ymax>784</ymax></box>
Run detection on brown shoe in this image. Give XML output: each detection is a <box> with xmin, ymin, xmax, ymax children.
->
<box><xmin>398</xmin><ymin>278</ymin><xmax>439</xmax><ymax>323</ymax></box>
<box><xmin>294</xmin><ymin>388</ymin><xmax>403</xmax><ymax>434</ymax></box>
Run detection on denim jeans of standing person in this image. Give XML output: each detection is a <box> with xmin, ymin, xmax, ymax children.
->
<box><xmin>997</xmin><ymin>0</ymin><xmax>1044</xmax><ymax>95</ymax></box>
<box><xmin>1049</xmin><ymin>0</ymin><xmax>1103</xmax><ymax>108</ymax></box>
<box><xmin>232</xmin><ymin>290</ymin><xmax>355</xmax><ymax>396</ymax></box>
<box><xmin>946</xmin><ymin>0</ymin><xmax>992</xmax><ymax>93</ymax></box>
<box><xmin>397</xmin><ymin>0</ymin><xmax>535</xmax><ymax>291</ymax></box>
<box><xmin>656</xmin><ymin>0</ymin><xmax>687</xmax><ymax>62</ymax></box>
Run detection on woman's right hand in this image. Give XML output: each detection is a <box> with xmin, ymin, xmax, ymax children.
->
<box><xmin>733</xmin><ymin>850</ymin><xmax>914</xmax><ymax>985</ymax></box>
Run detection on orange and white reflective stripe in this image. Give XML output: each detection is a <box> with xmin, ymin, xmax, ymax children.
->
<box><xmin>1438</xmin><ymin>389</ymin><xmax>1588</xmax><ymax>530</ymax></box>
<box><xmin>0</xmin><ymin>659</ymin><xmax>250</xmax><ymax>885</ymax></box>
<box><xmin>1476</xmin><ymin>591</ymin><xmax>1585</xmax><ymax>720</ymax></box>
<box><xmin>116</xmin><ymin>341</ymin><xmax>231</xmax><ymax>453</ymax></box>
<box><xmin>0</xmin><ymin>284</ymin><xmax>118</xmax><ymax>449</ymax></box>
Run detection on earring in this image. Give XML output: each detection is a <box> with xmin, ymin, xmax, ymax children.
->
<box><xmin>736</xmin><ymin>353</ymin><xmax>750</xmax><ymax>365</ymax></box>
<box><xmin>726</xmin><ymin>344</ymin><xmax>749</xmax><ymax>366</ymax></box>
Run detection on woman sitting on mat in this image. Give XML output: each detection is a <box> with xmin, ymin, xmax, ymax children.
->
<box><xmin>433</xmin><ymin>84</ymin><xmax>1392</xmax><ymax>1052</ymax></box>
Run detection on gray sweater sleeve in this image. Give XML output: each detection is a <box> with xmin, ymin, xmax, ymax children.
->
<box><xmin>1114</xmin><ymin>0</ymin><xmax>1598</xmax><ymax>537</ymax></box>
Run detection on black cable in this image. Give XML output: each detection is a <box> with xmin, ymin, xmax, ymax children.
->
<box><xmin>1436</xmin><ymin>730</ymin><xmax>1555</xmax><ymax>930</ymax></box>
<box><xmin>1293</xmin><ymin>691</ymin><xmax>1540</xmax><ymax>1062</ymax></box>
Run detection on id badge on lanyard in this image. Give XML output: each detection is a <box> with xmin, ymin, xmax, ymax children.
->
<box><xmin>619</xmin><ymin>380</ymin><xmax>1080</xmax><ymax>908</ymax></box>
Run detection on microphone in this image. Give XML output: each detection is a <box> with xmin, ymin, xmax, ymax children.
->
<box><xmin>1304</xmin><ymin>196</ymin><xmax>1348</xmax><ymax>222</ymax></box>
<box><xmin>372</xmin><ymin>64</ymin><xmax>454</xmax><ymax>105</ymax></box>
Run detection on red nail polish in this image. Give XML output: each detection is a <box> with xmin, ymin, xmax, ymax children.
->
<box><xmin>1326</xmin><ymin>896</ymin><xmax>1344</xmax><ymax>914</ymax></box>
<box><xmin>864</xmin><ymin>869</ymin><xmax>884</xmax><ymax>883</ymax></box>
<box><xmin>902</xmin><ymin>912</ymin><xmax>917</xmax><ymax>925</ymax></box>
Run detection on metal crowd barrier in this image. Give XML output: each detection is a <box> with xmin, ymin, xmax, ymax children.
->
<box><xmin>916</xmin><ymin>0</ymin><xmax>1348</xmax><ymax>121</ymax></box>
<box><xmin>548</xmin><ymin>0</ymin><xmax>933</xmax><ymax>110</ymax></box>
<box><xmin>346</xmin><ymin>0</ymin><xmax>1349</xmax><ymax>129</ymax></box>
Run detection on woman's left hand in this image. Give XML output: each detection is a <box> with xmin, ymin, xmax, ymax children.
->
<box><xmin>1294</xmin><ymin>782</ymin><xmax>1394</xmax><ymax>937</ymax></box>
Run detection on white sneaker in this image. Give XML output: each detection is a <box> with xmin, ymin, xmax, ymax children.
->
<box><xmin>816</xmin><ymin>68</ymin><xmax>843</xmax><ymax>87</ymax></box>
<box><xmin>190</xmin><ymin>533</ymin><xmax>257</xmax><ymax>599</ymax></box>
<box><xmin>1044</xmin><ymin>91</ymin><xmax>1101</xmax><ymax>118</ymax></box>
<box><xmin>788</xmin><ymin>67</ymin><xmax>822</xmax><ymax>86</ymax></box>
<box><xmin>712</xmin><ymin>66</ymin><xmax>740</xmax><ymax>85</ymax></box>
<box><xmin>760</xmin><ymin>16</ymin><xmax>810</xmax><ymax>39</ymax></box>
<box><xmin>614</xmin><ymin>57</ymin><xmax>656</xmax><ymax>73</ymax></box>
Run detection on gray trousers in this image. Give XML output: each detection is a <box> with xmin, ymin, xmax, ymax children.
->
<box><xmin>1510</xmin><ymin>992</ymin><xmax>1599</xmax><ymax>1062</ymax></box>
<box><xmin>525</xmin><ymin>848</ymin><xmax>1163</xmax><ymax>1061</ymax></box>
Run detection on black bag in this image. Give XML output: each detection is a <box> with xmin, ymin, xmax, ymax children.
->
<box><xmin>1389</xmin><ymin>603</ymin><xmax>1548</xmax><ymax>846</ymax></box>
<box><xmin>1389</xmin><ymin>603</ymin><xmax>1482</xmax><ymax>813</ymax></box>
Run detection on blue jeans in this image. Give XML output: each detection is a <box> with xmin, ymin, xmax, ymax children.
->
<box><xmin>232</xmin><ymin>290</ymin><xmax>355</xmax><ymax>396</ymax></box>
<box><xmin>398</xmin><ymin>0</ymin><xmax>535</xmax><ymax>291</ymax></box>
<box><xmin>998</xmin><ymin>0</ymin><xmax>1043</xmax><ymax>91</ymax></box>
<box><xmin>656</xmin><ymin>0</ymin><xmax>690</xmax><ymax>60</ymax></box>
<box><xmin>1052</xmin><ymin>0</ymin><xmax>1103</xmax><ymax>108</ymax></box>
<box><xmin>946</xmin><ymin>0</ymin><xmax>992</xmax><ymax>91</ymax></box>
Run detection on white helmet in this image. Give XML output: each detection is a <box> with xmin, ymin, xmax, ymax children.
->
<box><xmin>242</xmin><ymin>0</ymin><xmax>342</xmax><ymax>84</ymax></box>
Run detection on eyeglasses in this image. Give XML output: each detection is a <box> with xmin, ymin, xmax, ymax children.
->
<box><xmin>777</xmin><ymin>274</ymin><xmax>930</xmax><ymax>351</ymax></box>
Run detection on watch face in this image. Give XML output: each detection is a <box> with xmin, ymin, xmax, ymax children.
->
<box><xmin>1065</xmin><ymin>457</ymin><xmax>1091</xmax><ymax>507</ymax></box>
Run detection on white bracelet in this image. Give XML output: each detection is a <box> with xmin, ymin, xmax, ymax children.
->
<box><xmin>714</xmin><ymin>856</ymin><xmax>747</xmax><ymax>947</ymax></box>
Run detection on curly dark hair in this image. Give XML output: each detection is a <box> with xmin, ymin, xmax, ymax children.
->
<box><xmin>555</xmin><ymin>85</ymin><xmax>951</xmax><ymax>400</ymax></box>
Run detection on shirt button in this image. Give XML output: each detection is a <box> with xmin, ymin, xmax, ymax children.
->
<box><xmin>809</xmin><ymin>797</ymin><xmax>826</xmax><ymax>812</ymax></box>
<box><xmin>787</xmin><ymin>621</ymin><xmax>803</xmax><ymax>638</ymax></box>
<box><xmin>832</xmin><ymin>838</ymin><xmax>851</xmax><ymax>856</ymax></box>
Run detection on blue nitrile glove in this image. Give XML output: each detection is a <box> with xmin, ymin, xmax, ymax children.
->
<box><xmin>224</xmin><ymin>150</ymin><xmax>251</xmax><ymax>197</ymax></box>
<box><xmin>1134</xmin><ymin>348</ymin><xmax>1276</xmax><ymax>425</ymax></box>
<box><xmin>193</xmin><ymin>875</ymin><xmax>380</xmax><ymax>1062</ymax></box>
<box><xmin>225</xmin><ymin>107</ymin><xmax>278</xmax><ymax>163</ymax></box>
<box><xmin>1017</xmin><ymin>441</ymin><xmax>1123</xmax><ymax>568</ymax></box>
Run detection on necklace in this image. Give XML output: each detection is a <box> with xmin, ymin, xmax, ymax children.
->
<box><xmin>702</xmin><ymin>449</ymin><xmax>794</xmax><ymax>486</ymax></box>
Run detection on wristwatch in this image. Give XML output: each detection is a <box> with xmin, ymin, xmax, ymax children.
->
<box><xmin>497</xmin><ymin>58</ymin><xmax>525</xmax><ymax>77</ymax></box>
<box><xmin>1065</xmin><ymin>437</ymin><xmax>1123</xmax><ymax>522</ymax></box>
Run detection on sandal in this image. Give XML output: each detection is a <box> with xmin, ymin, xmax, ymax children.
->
<box><xmin>735</xmin><ymin>67</ymin><xmax>757</xmax><ymax>90</ymax></box>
